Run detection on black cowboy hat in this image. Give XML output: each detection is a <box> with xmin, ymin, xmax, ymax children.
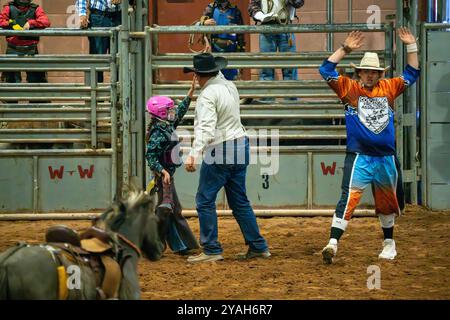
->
<box><xmin>183</xmin><ymin>53</ymin><xmax>228</xmax><ymax>74</ymax></box>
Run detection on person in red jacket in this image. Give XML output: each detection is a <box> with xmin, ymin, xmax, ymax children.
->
<box><xmin>0</xmin><ymin>0</ymin><xmax>50</xmax><ymax>84</ymax></box>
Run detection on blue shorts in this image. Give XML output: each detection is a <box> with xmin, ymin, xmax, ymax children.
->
<box><xmin>335</xmin><ymin>153</ymin><xmax>405</xmax><ymax>220</ymax></box>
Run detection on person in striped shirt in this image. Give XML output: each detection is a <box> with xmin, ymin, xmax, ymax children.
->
<box><xmin>76</xmin><ymin>0</ymin><xmax>134</xmax><ymax>82</ymax></box>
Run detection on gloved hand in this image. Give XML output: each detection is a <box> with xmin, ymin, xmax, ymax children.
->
<box><xmin>146</xmin><ymin>178</ymin><xmax>156</xmax><ymax>194</ymax></box>
<box><xmin>254</xmin><ymin>11</ymin><xmax>274</xmax><ymax>23</ymax></box>
<box><xmin>8</xmin><ymin>19</ymin><xmax>22</xmax><ymax>30</ymax></box>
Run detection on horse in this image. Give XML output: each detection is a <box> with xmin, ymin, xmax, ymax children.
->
<box><xmin>0</xmin><ymin>187</ymin><xmax>164</xmax><ymax>300</ymax></box>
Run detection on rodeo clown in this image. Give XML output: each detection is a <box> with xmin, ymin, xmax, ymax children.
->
<box><xmin>319</xmin><ymin>28</ymin><xmax>420</xmax><ymax>264</ymax></box>
<box><xmin>0</xmin><ymin>0</ymin><xmax>50</xmax><ymax>84</ymax></box>
<box><xmin>200</xmin><ymin>0</ymin><xmax>245</xmax><ymax>80</ymax></box>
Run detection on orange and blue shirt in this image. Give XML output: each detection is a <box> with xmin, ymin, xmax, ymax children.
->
<box><xmin>319</xmin><ymin>60</ymin><xmax>420</xmax><ymax>156</ymax></box>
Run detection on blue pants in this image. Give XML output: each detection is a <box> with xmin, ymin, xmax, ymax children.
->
<box><xmin>195</xmin><ymin>138</ymin><xmax>268</xmax><ymax>255</ymax></box>
<box><xmin>88</xmin><ymin>11</ymin><xmax>121</xmax><ymax>82</ymax></box>
<box><xmin>156</xmin><ymin>176</ymin><xmax>199</xmax><ymax>253</ymax></box>
<box><xmin>259</xmin><ymin>33</ymin><xmax>298</xmax><ymax>81</ymax></box>
<box><xmin>211</xmin><ymin>40</ymin><xmax>238</xmax><ymax>80</ymax></box>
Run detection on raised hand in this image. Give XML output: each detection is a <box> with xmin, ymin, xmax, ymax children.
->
<box><xmin>398</xmin><ymin>27</ymin><xmax>416</xmax><ymax>44</ymax></box>
<box><xmin>187</xmin><ymin>74</ymin><xmax>198</xmax><ymax>98</ymax></box>
<box><xmin>343</xmin><ymin>31</ymin><xmax>365</xmax><ymax>51</ymax></box>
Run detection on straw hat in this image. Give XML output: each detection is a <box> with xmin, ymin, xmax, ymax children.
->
<box><xmin>350</xmin><ymin>52</ymin><xmax>390</xmax><ymax>71</ymax></box>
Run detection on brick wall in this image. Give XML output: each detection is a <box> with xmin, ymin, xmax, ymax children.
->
<box><xmin>249</xmin><ymin>0</ymin><xmax>397</xmax><ymax>80</ymax></box>
<box><xmin>0</xmin><ymin>0</ymin><xmax>88</xmax><ymax>83</ymax></box>
<box><xmin>0</xmin><ymin>0</ymin><xmax>398</xmax><ymax>82</ymax></box>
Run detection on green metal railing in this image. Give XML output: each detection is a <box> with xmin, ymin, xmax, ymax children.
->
<box><xmin>0</xmin><ymin>28</ymin><xmax>119</xmax><ymax>213</ymax></box>
<box><xmin>137</xmin><ymin>23</ymin><xmax>394</xmax><ymax>213</ymax></box>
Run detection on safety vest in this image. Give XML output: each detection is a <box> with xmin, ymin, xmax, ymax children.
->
<box><xmin>210</xmin><ymin>2</ymin><xmax>239</xmax><ymax>47</ymax></box>
<box><xmin>9</xmin><ymin>2</ymin><xmax>39</xmax><ymax>41</ymax></box>
<box><xmin>261</xmin><ymin>0</ymin><xmax>290</xmax><ymax>24</ymax></box>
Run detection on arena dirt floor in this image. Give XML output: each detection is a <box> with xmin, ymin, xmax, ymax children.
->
<box><xmin>0</xmin><ymin>205</ymin><xmax>449</xmax><ymax>300</ymax></box>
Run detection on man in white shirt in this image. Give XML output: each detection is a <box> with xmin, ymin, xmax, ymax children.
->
<box><xmin>184</xmin><ymin>53</ymin><xmax>270</xmax><ymax>263</ymax></box>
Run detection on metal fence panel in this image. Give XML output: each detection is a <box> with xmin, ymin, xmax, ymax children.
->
<box><xmin>313</xmin><ymin>154</ymin><xmax>374</xmax><ymax>207</ymax></box>
<box><xmin>174</xmin><ymin>168</ymin><xmax>226</xmax><ymax>210</ymax></box>
<box><xmin>0</xmin><ymin>158</ymin><xmax>34</xmax><ymax>212</ymax></box>
<box><xmin>144</xmin><ymin>23</ymin><xmax>394</xmax><ymax>212</ymax></box>
<box><xmin>37</xmin><ymin>157</ymin><xmax>112</xmax><ymax>212</ymax></box>
<box><xmin>424</xmin><ymin>29</ymin><xmax>450</xmax><ymax>209</ymax></box>
<box><xmin>246</xmin><ymin>154</ymin><xmax>308</xmax><ymax>208</ymax></box>
<box><xmin>0</xmin><ymin>28</ymin><xmax>118</xmax><ymax>214</ymax></box>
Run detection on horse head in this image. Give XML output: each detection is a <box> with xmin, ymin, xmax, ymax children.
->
<box><xmin>94</xmin><ymin>184</ymin><xmax>164</xmax><ymax>261</ymax></box>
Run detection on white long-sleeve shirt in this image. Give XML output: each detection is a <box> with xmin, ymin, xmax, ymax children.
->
<box><xmin>189</xmin><ymin>72</ymin><xmax>247</xmax><ymax>158</ymax></box>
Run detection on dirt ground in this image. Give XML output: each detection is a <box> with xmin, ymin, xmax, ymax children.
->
<box><xmin>0</xmin><ymin>205</ymin><xmax>449</xmax><ymax>300</ymax></box>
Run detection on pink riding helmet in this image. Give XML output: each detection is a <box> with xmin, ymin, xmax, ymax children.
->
<box><xmin>146</xmin><ymin>96</ymin><xmax>175</xmax><ymax>120</ymax></box>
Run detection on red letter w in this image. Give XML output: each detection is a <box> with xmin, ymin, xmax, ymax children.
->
<box><xmin>78</xmin><ymin>165</ymin><xmax>94</xmax><ymax>179</ymax></box>
<box><xmin>321</xmin><ymin>162</ymin><xmax>337</xmax><ymax>175</ymax></box>
<box><xmin>48</xmin><ymin>166</ymin><xmax>64</xmax><ymax>179</ymax></box>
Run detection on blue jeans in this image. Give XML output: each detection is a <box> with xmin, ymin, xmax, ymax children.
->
<box><xmin>167</xmin><ymin>223</ymin><xmax>187</xmax><ymax>252</ymax></box>
<box><xmin>259</xmin><ymin>33</ymin><xmax>298</xmax><ymax>81</ymax></box>
<box><xmin>195</xmin><ymin>138</ymin><xmax>269</xmax><ymax>255</ymax></box>
<box><xmin>211</xmin><ymin>40</ymin><xmax>238</xmax><ymax>80</ymax></box>
<box><xmin>88</xmin><ymin>11</ymin><xmax>121</xmax><ymax>82</ymax></box>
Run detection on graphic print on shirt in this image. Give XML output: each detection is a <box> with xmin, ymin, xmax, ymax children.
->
<box><xmin>357</xmin><ymin>96</ymin><xmax>390</xmax><ymax>134</ymax></box>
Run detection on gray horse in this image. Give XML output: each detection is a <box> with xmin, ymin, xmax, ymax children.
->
<box><xmin>0</xmin><ymin>189</ymin><xmax>165</xmax><ymax>300</ymax></box>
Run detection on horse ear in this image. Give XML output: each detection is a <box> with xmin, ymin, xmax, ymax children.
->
<box><xmin>129</xmin><ymin>176</ymin><xmax>143</xmax><ymax>194</ymax></box>
<box><xmin>129</xmin><ymin>191</ymin><xmax>153</xmax><ymax>211</ymax></box>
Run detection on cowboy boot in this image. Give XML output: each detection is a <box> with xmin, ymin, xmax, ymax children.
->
<box><xmin>158</xmin><ymin>179</ymin><xmax>174</xmax><ymax>213</ymax></box>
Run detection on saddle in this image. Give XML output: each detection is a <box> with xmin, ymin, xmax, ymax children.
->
<box><xmin>45</xmin><ymin>225</ymin><xmax>122</xmax><ymax>300</ymax></box>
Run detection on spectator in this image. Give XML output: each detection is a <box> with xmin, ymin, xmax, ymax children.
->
<box><xmin>0</xmin><ymin>0</ymin><xmax>50</xmax><ymax>85</ymax></box>
<box><xmin>200</xmin><ymin>0</ymin><xmax>245</xmax><ymax>80</ymax></box>
<box><xmin>248</xmin><ymin>0</ymin><xmax>304</xmax><ymax>102</ymax></box>
<box><xmin>76</xmin><ymin>0</ymin><xmax>134</xmax><ymax>82</ymax></box>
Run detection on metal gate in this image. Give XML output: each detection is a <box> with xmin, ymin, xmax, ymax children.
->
<box><xmin>141</xmin><ymin>23</ymin><xmax>395</xmax><ymax>216</ymax></box>
<box><xmin>0</xmin><ymin>28</ymin><xmax>119</xmax><ymax>214</ymax></box>
<box><xmin>1</xmin><ymin>0</ymin><xmax>436</xmax><ymax>217</ymax></box>
<box><xmin>420</xmin><ymin>23</ymin><xmax>450</xmax><ymax>209</ymax></box>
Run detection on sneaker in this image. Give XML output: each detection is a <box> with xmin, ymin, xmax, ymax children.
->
<box><xmin>187</xmin><ymin>252</ymin><xmax>224</xmax><ymax>263</ymax></box>
<box><xmin>378</xmin><ymin>239</ymin><xmax>397</xmax><ymax>260</ymax></box>
<box><xmin>236</xmin><ymin>249</ymin><xmax>271</xmax><ymax>260</ymax></box>
<box><xmin>322</xmin><ymin>243</ymin><xmax>338</xmax><ymax>265</ymax></box>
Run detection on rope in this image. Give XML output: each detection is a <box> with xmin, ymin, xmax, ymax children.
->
<box><xmin>188</xmin><ymin>17</ymin><xmax>211</xmax><ymax>54</ymax></box>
